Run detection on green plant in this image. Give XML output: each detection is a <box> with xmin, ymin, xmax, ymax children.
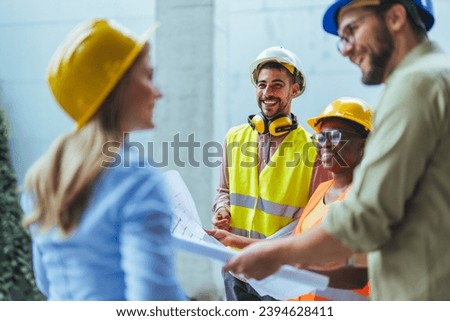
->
<box><xmin>0</xmin><ymin>108</ymin><xmax>45</xmax><ymax>300</ymax></box>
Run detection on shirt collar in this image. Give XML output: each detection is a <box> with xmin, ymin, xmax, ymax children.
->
<box><xmin>386</xmin><ymin>40</ymin><xmax>443</xmax><ymax>85</ymax></box>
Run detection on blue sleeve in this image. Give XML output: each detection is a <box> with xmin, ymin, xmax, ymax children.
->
<box><xmin>20</xmin><ymin>193</ymin><xmax>49</xmax><ymax>298</ymax></box>
<box><xmin>32</xmin><ymin>242</ymin><xmax>50</xmax><ymax>298</ymax></box>
<box><xmin>118</xmin><ymin>168</ymin><xmax>187</xmax><ymax>300</ymax></box>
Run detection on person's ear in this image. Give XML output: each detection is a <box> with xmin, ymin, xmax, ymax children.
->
<box><xmin>292</xmin><ymin>82</ymin><xmax>300</xmax><ymax>96</ymax></box>
<box><xmin>384</xmin><ymin>3</ymin><xmax>408</xmax><ymax>32</ymax></box>
<box><xmin>358</xmin><ymin>138</ymin><xmax>367</xmax><ymax>157</ymax></box>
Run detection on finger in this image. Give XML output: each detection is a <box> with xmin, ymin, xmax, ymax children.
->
<box><xmin>212</xmin><ymin>219</ymin><xmax>226</xmax><ymax>228</ymax></box>
<box><xmin>223</xmin><ymin>257</ymin><xmax>240</xmax><ymax>274</ymax></box>
<box><xmin>215</xmin><ymin>220</ymin><xmax>230</xmax><ymax>229</ymax></box>
<box><xmin>218</xmin><ymin>218</ymin><xmax>230</xmax><ymax>225</ymax></box>
<box><xmin>223</xmin><ymin>260</ymin><xmax>232</xmax><ymax>273</ymax></box>
<box><xmin>217</xmin><ymin>211</ymin><xmax>230</xmax><ymax>219</ymax></box>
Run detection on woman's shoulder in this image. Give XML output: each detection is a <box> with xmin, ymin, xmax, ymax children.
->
<box><xmin>104</xmin><ymin>146</ymin><xmax>163</xmax><ymax>176</ymax></box>
<box><xmin>95</xmin><ymin>147</ymin><xmax>168</xmax><ymax>205</ymax></box>
<box><xmin>100</xmin><ymin>162</ymin><xmax>164</xmax><ymax>192</ymax></box>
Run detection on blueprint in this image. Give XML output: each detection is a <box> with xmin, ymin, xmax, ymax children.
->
<box><xmin>164</xmin><ymin>170</ymin><xmax>329</xmax><ymax>300</ymax></box>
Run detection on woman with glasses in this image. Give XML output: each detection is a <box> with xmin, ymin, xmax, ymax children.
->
<box><xmin>289</xmin><ymin>97</ymin><xmax>373</xmax><ymax>301</ymax></box>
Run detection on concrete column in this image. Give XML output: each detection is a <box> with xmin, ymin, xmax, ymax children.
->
<box><xmin>154</xmin><ymin>0</ymin><xmax>228</xmax><ymax>300</ymax></box>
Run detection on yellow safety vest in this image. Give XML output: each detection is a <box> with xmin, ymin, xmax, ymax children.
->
<box><xmin>226</xmin><ymin>124</ymin><xmax>316</xmax><ymax>238</ymax></box>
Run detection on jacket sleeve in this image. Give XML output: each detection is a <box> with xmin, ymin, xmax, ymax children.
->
<box><xmin>20</xmin><ymin>193</ymin><xmax>49</xmax><ymax>298</ymax></box>
<box><xmin>32</xmin><ymin>242</ymin><xmax>50</xmax><ymax>298</ymax></box>
<box><xmin>211</xmin><ymin>137</ymin><xmax>230</xmax><ymax>214</ymax></box>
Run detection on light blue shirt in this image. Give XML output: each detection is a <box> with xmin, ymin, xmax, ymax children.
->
<box><xmin>23</xmin><ymin>150</ymin><xmax>187</xmax><ymax>301</ymax></box>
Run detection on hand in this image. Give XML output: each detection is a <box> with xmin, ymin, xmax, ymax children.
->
<box><xmin>212</xmin><ymin>207</ymin><xmax>231</xmax><ymax>231</ymax></box>
<box><xmin>205</xmin><ymin>228</ymin><xmax>236</xmax><ymax>247</ymax></box>
<box><xmin>205</xmin><ymin>228</ymin><xmax>256</xmax><ymax>249</ymax></box>
<box><xmin>223</xmin><ymin>239</ymin><xmax>285</xmax><ymax>280</ymax></box>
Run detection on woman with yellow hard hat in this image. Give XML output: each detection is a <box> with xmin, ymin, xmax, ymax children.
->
<box><xmin>22</xmin><ymin>19</ymin><xmax>186</xmax><ymax>300</ymax></box>
<box><xmin>292</xmin><ymin>96</ymin><xmax>373</xmax><ymax>301</ymax></box>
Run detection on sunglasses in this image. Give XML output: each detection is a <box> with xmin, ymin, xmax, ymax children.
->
<box><xmin>311</xmin><ymin>129</ymin><xmax>361</xmax><ymax>147</ymax></box>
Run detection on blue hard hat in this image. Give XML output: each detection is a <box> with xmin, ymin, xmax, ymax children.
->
<box><xmin>322</xmin><ymin>0</ymin><xmax>434</xmax><ymax>36</ymax></box>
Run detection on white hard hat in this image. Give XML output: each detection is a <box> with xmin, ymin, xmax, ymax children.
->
<box><xmin>249</xmin><ymin>46</ymin><xmax>306</xmax><ymax>97</ymax></box>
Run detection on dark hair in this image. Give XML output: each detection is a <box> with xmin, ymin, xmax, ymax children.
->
<box><xmin>258</xmin><ymin>61</ymin><xmax>296</xmax><ymax>84</ymax></box>
<box><xmin>374</xmin><ymin>0</ymin><xmax>428</xmax><ymax>37</ymax></box>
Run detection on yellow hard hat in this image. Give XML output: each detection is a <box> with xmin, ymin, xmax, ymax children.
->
<box><xmin>47</xmin><ymin>18</ymin><xmax>159</xmax><ymax>129</ymax></box>
<box><xmin>307</xmin><ymin>97</ymin><xmax>373</xmax><ymax>133</ymax></box>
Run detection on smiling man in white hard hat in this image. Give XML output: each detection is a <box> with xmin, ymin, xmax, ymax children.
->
<box><xmin>224</xmin><ymin>0</ymin><xmax>450</xmax><ymax>300</ymax></box>
<box><xmin>210</xmin><ymin>46</ymin><xmax>330</xmax><ymax>301</ymax></box>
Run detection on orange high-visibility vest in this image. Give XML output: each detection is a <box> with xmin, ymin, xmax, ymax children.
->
<box><xmin>292</xmin><ymin>180</ymin><xmax>370</xmax><ymax>301</ymax></box>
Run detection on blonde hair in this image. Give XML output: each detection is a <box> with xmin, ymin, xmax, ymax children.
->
<box><xmin>23</xmin><ymin>44</ymin><xmax>148</xmax><ymax>235</ymax></box>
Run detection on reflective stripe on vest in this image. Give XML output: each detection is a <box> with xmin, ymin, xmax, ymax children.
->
<box><xmin>227</xmin><ymin>124</ymin><xmax>316</xmax><ymax>238</ymax></box>
<box><xmin>230</xmin><ymin>194</ymin><xmax>300</xmax><ymax>219</ymax></box>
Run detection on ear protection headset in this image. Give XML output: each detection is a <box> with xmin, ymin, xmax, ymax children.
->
<box><xmin>247</xmin><ymin>113</ymin><xmax>298</xmax><ymax>136</ymax></box>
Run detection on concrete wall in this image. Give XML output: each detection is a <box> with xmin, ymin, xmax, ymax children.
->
<box><xmin>225</xmin><ymin>0</ymin><xmax>450</xmax><ymax>131</ymax></box>
<box><xmin>1</xmin><ymin>0</ymin><xmax>450</xmax><ymax>300</ymax></box>
<box><xmin>0</xmin><ymin>0</ymin><xmax>158</xmax><ymax>183</ymax></box>
<box><xmin>154</xmin><ymin>0</ymin><xmax>226</xmax><ymax>299</ymax></box>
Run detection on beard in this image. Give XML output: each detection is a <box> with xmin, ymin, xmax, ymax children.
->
<box><xmin>257</xmin><ymin>97</ymin><xmax>290</xmax><ymax>119</ymax></box>
<box><xmin>362</xmin><ymin>23</ymin><xmax>395</xmax><ymax>85</ymax></box>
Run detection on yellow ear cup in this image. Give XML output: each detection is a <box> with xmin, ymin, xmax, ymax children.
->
<box><xmin>250</xmin><ymin>114</ymin><xmax>267</xmax><ymax>134</ymax></box>
<box><xmin>269</xmin><ymin>116</ymin><xmax>293</xmax><ymax>136</ymax></box>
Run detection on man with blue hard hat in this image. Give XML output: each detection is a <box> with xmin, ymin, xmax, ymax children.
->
<box><xmin>224</xmin><ymin>0</ymin><xmax>450</xmax><ymax>300</ymax></box>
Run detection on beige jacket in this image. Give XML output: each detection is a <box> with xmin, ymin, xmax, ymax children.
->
<box><xmin>324</xmin><ymin>41</ymin><xmax>450</xmax><ymax>300</ymax></box>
